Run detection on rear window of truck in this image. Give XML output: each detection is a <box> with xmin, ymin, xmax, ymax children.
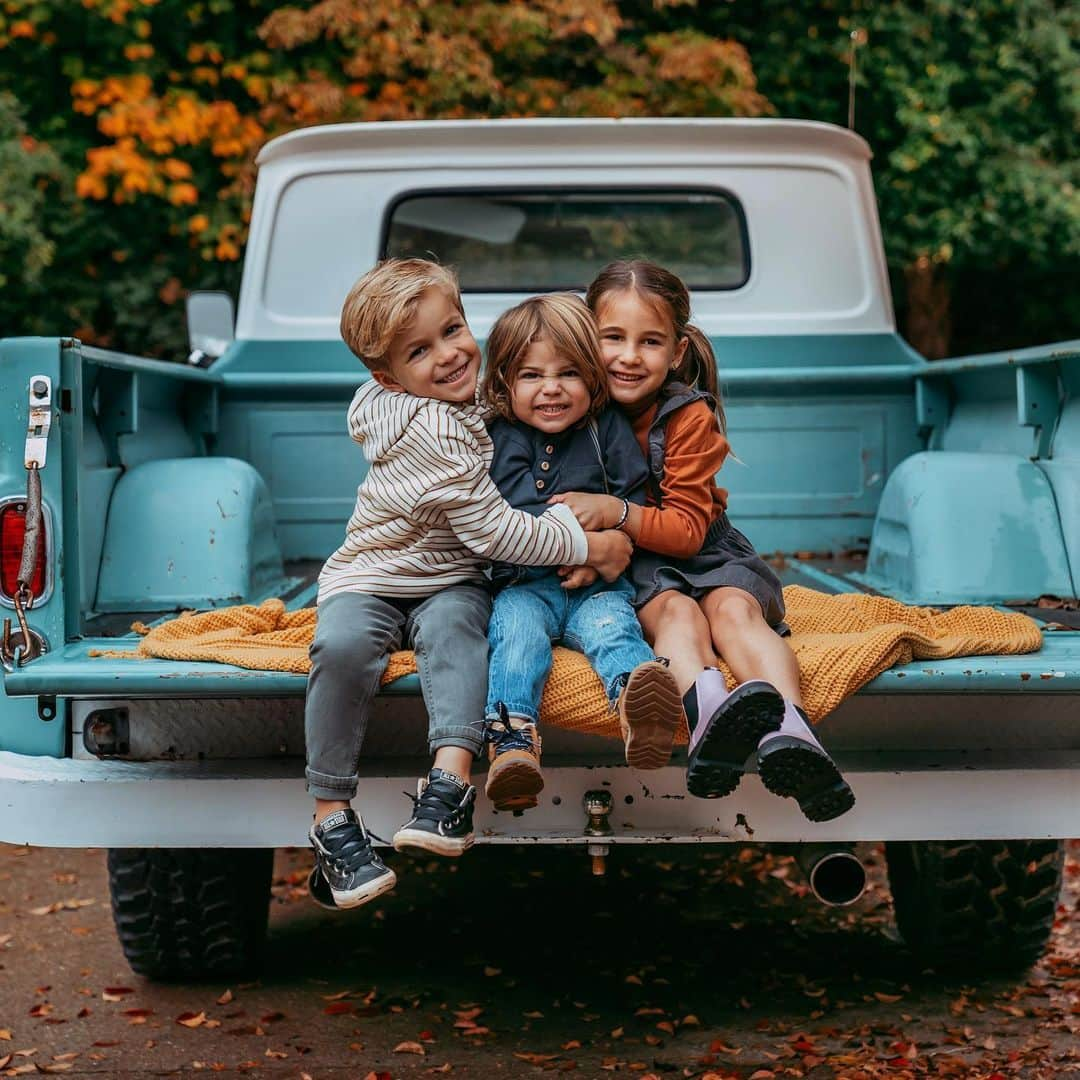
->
<box><xmin>383</xmin><ymin>190</ymin><xmax>749</xmax><ymax>292</ymax></box>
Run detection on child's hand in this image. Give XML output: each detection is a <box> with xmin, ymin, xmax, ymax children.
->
<box><xmin>549</xmin><ymin>491</ymin><xmax>622</xmax><ymax>530</ymax></box>
<box><xmin>558</xmin><ymin>565</ymin><xmax>599</xmax><ymax>590</ymax></box>
<box><xmin>584</xmin><ymin>530</ymin><xmax>633</xmax><ymax>582</ymax></box>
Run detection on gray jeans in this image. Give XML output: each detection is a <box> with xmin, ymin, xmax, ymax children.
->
<box><xmin>304</xmin><ymin>584</ymin><xmax>491</xmax><ymax>800</ymax></box>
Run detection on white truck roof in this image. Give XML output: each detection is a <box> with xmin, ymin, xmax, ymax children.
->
<box><xmin>238</xmin><ymin>117</ymin><xmax>894</xmax><ymax>340</ymax></box>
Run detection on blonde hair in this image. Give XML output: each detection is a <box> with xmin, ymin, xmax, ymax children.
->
<box><xmin>586</xmin><ymin>259</ymin><xmax>726</xmax><ymax>433</ymax></box>
<box><xmin>339</xmin><ymin>258</ymin><xmax>463</xmax><ymax>372</ymax></box>
<box><xmin>483</xmin><ymin>293</ymin><xmax>609</xmax><ymax>422</ymax></box>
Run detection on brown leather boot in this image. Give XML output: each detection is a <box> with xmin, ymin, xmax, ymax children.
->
<box><xmin>484</xmin><ymin>706</ymin><xmax>544</xmax><ymax>812</ymax></box>
<box><xmin>617</xmin><ymin>660</ymin><xmax>684</xmax><ymax>770</ymax></box>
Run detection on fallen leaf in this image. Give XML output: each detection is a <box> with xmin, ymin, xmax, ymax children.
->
<box><xmin>28</xmin><ymin>1005</ymin><xmax>51</xmax><ymax>1018</ymax></box>
<box><xmin>394</xmin><ymin>1041</ymin><xmax>426</xmax><ymax>1055</ymax></box>
<box><xmin>514</xmin><ymin>1052</ymin><xmax>559</xmax><ymax>1064</ymax></box>
<box><xmin>264</xmin><ymin>1048</ymin><xmax>287</xmax><ymax>1059</ymax></box>
<box><xmin>561</xmin><ymin>1040</ymin><xmax>581</xmax><ymax>1050</ymax></box>
<box><xmin>176</xmin><ymin>1011</ymin><xmax>206</xmax><ymax>1028</ymax></box>
<box><xmin>483</xmin><ymin>966</ymin><xmax>501</xmax><ymax>977</ymax></box>
<box><xmin>323</xmin><ymin>1002</ymin><xmax>353</xmax><ymax>1016</ymax></box>
<box><xmin>29</xmin><ymin>899</ymin><xmax>95</xmax><ymax>916</ymax></box>
<box><xmin>874</xmin><ymin>992</ymin><xmax>903</xmax><ymax>1003</ymax></box>
<box><xmin>0</xmin><ymin>1031</ymin><xmax>10</xmax><ymax>1041</ymax></box>
<box><xmin>216</xmin><ymin>990</ymin><xmax>233</xmax><ymax>1006</ymax></box>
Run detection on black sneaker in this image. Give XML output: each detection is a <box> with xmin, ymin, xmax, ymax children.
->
<box><xmin>393</xmin><ymin>768</ymin><xmax>476</xmax><ymax>857</ymax></box>
<box><xmin>308</xmin><ymin>808</ymin><xmax>397</xmax><ymax>910</ymax></box>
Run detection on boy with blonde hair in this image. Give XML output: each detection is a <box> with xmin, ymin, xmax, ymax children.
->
<box><xmin>306</xmin><ymin>259</ymin><xmax>631</xmax><ymax>910</ymax></box>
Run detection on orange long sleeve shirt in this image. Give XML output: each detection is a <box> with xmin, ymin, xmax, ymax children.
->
<box><xmin>631</xmin><ymin>399</ymin><xmax>729</xmax><ymax>560</ymax></box>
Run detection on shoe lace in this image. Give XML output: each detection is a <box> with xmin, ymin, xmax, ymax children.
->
<box><xmin>320</xmin><ymin>821</ymin><xmax>384</xmax><ymax>875</ymax></box>
<box><xmin>405</xmin><ymin>778</ymin><xmax>470</xmax><ymax>825</ymax></box>
<box><xmin>483</xmin><ymin>704</ymin><xmax>535</xmax><ymax>755</ymax></box>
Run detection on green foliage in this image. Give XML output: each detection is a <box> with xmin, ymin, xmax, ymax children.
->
<box><xmin>0</xmin><ymin>93</ymin><xmax>63</xmax><ymax>334</ymax></box>
<box><xmin>653</xmin><ymin>0</ymin><xmax>1080</xmax><ymax>352</ymax></box>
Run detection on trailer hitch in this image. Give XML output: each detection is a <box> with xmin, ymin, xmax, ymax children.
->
<box><xmin>583</xmin><ymin>789</ymin><xmax>614</xmax><ymax>876</ymax></box>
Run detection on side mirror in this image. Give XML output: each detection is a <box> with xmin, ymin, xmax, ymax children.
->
<box><xmin>185</xmin><ymin>291</ymin><xmax>235</xmax><ymax>366</ymax></box>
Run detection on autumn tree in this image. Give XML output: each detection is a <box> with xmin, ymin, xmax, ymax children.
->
<box><xmin>0</xmin><ymin>0</ymin><xmax>1074</xmax><ymax>356</ymax></box>
<box><xmin>0</xmin><ymin>0</ymin><xmax>765</xmax><ymax>354</ymax></box>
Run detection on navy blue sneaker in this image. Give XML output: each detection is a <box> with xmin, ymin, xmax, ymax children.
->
<box><xmin>393</xmin><ymin>769</ymin><xmax>476</xmax><ymax>857</ymax></box>
<box><xmin>308</xmin><ymin>808</ymin><xmax>396</xmax><ymax>910</ymax></box>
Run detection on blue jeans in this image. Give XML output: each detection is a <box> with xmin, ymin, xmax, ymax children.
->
<box><xmin>486</xmin><ymin>574</ymin><xmax>655</xmax><ymax>723</ymax></box>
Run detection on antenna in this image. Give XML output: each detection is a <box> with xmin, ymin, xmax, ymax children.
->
<box><xmin>848</xmin><ymin>28</ymin><xmax>868</xmax><ymax>130</ymax></box>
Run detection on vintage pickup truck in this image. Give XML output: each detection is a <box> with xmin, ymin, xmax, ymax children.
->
<box><xmin>2</xmin><ymin>118</ymin><xmax>1078</xmax><ymax>980</ymax></box>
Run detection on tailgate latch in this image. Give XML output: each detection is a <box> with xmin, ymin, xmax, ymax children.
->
<box><xmin>25</xmin><ymin>375</ymin><xmax>52</xmax><ymax>469</ymax></box>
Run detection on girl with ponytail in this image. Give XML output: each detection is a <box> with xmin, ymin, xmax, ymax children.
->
<box><xmin>549</xmin><ymin>260</ymin><xmax>854</xmax><ymax>823</ymax></box>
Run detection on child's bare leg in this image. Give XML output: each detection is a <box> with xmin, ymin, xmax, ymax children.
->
<box><xmin>700</xmin><ymin>587</ymin><xmax>802</xmax><ymax>703</ymax></box>
<box><xmin>314</xmin><ymin>797</ymin><xmax>351</xmax><ymax>826</ymax></box>
<box><xmin>637</xmin><ymin>590</ymin><xmax>716</xmax><ymax>694</ymax></box>
<box><xmin>433</xmin><ymin>745</ymin><xmax>473</xmax><ymax>782</ymax></box>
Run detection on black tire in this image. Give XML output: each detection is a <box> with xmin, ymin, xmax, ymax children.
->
<box><xmin>885</xmin><ymin>839</ymin><xmax>1064</xmax><ymax>972</ymax></box>
<box><xmin>107</xmin><ymin>848</ymin><xmax>274</xmax><ymax>980</ymax></box>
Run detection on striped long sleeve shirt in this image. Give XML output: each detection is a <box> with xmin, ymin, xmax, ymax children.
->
<box><xmin>317</xmin><ymin>381</ymin><xmax>589</xmax><ymax>603</ymax></box>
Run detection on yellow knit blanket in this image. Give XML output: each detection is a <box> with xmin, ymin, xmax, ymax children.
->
<box><xmin>94</xmin><ymin>586</ymin><xmax>1041</xmax><ymax>741</ymax></box>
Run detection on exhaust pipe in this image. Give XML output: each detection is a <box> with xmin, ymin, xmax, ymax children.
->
<box><xmin>795</xmin><ymin>845</ymin><xmax>867</xmax><ymax>907</ymax></box>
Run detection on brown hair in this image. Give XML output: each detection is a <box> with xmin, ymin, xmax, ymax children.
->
<box><xmin>482</xmin><ymin>293</ymin><xmax>609</xmax><ymax>422</ymax></box>
<box><xmin>339</xmin><ymin>258</ymin><xmax>463</xmax><ymax>372</ymax></box>
<box><xmin>585</xmin><ymin>259</ymin><xmax>725</xmax><ymax>433</ymax></box>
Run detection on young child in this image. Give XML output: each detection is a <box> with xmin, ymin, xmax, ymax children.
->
<box><xmin>306</xmin><ymin>259</ymin><xmax>633</xmax><ymax>910</ymax></box>
<box><xmin>480</xmin><ymin>294</ymin><xmax>683</xmax><ymax>812</ymax></box>
<box><xmin>550</xmin><ymin>260</ymin><xmax>855</xmax><ymax>823</ymax></box>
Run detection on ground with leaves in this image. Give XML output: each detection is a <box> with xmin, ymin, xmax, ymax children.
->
<box><xmin>2</xmin><ymin>841</ymin><xmax>1080</xmax><ymax>1078</ymax></box>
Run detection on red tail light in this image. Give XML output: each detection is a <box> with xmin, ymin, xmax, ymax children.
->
<box><xmin>0</xmin><ymin>498</ymin><xmax>47</xmax><ymax>600</ymax></box>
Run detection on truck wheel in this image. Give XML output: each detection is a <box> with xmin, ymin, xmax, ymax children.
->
<box><xmin>107</xmin><ymin>848</ymin><xmax>274</xmax><ymax>980</ymax></box>
<box><xmin>885</xmin><ymin>839</ymin><xmax>1064</xmax><ymax>972</ymax></box>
